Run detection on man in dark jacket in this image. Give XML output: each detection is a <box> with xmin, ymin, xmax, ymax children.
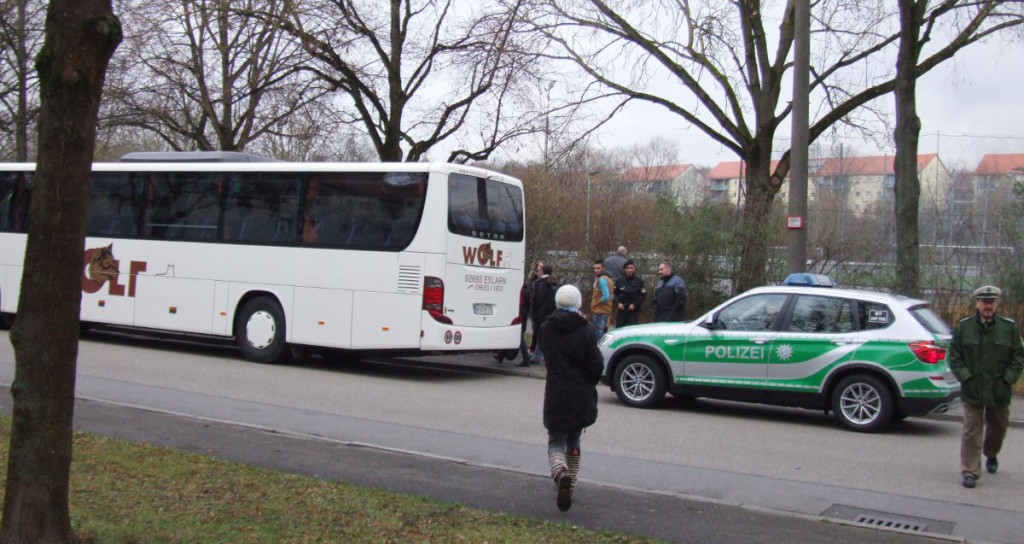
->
<box><xmin>526</xmin><ymin>261</ymin><xmax>544</xmax><ymax>356</ymax></box>
<box><xmin>653</xmin><ymin>262</ymin><xmax>687</xmax><ymax>322</ymax></box>
<box><xmin>613</xmin><ymin>259</ymin><xmax>646</xmax><ymax>327</ymax></box>
<box><xmin>949</xmin><ymin>285</ymin><xmax>1024</xmax><ymax>489</ymax></box>
<box><xmin>541</xmin><ymin>284</ymin><xmax>604</xmax><ymax>512</ymax></box>
<box><xmin>524</xmin><ymin>263</ymin><xmax>558</xmax><ymax>366</ymax></box>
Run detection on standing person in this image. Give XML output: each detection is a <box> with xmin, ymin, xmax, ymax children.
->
<box><xmin>949</xmin><ymin>285</ymin><xmax>1024</xmax><ymax>489</ymax></box>
<box><xmin>526</xmin><ymin>261</ymin><xmax>545</xmax><ymax>358</ymax></box>
<box><xmin>603</xmin><ymin>247</ymin><xmax>628</xmax><ymax>330</ymax></box>
<box><xmin>614</xmin><ymin>259</ymin><xmax>646</xmax><ymax>327</ymax></box>
<box><xmin>653</xmin><ymin>262</ymin><xmax>687</xmax><ymax>322</ymax></box>
<box><xmin>523</xmin><ymin>263</ymin><xmax>558</xmax><ymax>367</ymax></box>
<box><xmin>516</xmin><ymin>278</ymin><xmax>531</xmax><ymax>363</ymax></box>
<box><xmin>497</xmin><ymin>277</ymin><xmax>532</xmax><ymax>365</ymax></box>
<box><xmin>496</xmin><ymin>269</ymin><xmax>537</xmax><ymax>365</ymax></box>
<box><xmin>603</xmin><ymin>246</ymin><xmax>628</xmax><ymax>286</ymax></box>
<box><xmin>541</xmin><ymin>285</ymin><xmax>604</xmax><ymax>512</ymax></box>
<box><xmin>590</xmin><ymin>260</ymin><xmax>614</xmax><ymax>339</ymax></box>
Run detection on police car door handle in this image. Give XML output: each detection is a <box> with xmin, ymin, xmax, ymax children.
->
<box><xmin>751</xmin><ymin>338</ymin><xmax>769</xmax><ymax>345</ymax></box>
<box><xmin>831</xmin><ymin>339</ymin><xmax>855</xmax><ymax>345</ymax></box>
<box><xmin>665</xmin><ymin>339</ymin><xmax>681</xmax><ymax>345</ymax></box>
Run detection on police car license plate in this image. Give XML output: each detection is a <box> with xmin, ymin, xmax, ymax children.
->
<box><xmin>473</xmin><ymin>303</ymin><xmax>494</xmax><ymax>316</ymax></box>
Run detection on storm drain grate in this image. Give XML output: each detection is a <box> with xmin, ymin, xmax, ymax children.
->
<box><xmin>854</xmin><ymin>514</ymin><xmax>925</xmax><ymax>532</ymax></box>
<box><xmin>821</xmin><ymin>505</ymin><xmax>956</xmax><ymax>535</ymax></box>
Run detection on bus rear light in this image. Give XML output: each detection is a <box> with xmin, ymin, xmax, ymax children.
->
<box><xmin>423</xmin><ymin>276</ymin><xmax>452</xmax><ymax>324</ymax></box>
<box><xmin>909</xmin><ymin>341</ymin><xmax>946</xmax><ymax>364</ymax></box>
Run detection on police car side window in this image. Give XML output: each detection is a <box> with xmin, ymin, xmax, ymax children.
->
<box><xmin>857</xmin><ymin>301</ymin><xmax>893</xmax><ymax>330</ymax></box>
<box><xmin>715</xmin><ymin>293</ymin><xmax>788</xmax><ymax>331</ymax></box>
<box><xmin>789</xmin><ymin>295</ymin><xmax>851</xmax><ymax>333</ymax></box>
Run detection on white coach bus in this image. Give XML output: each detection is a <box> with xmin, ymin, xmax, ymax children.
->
<box><xmin>0</xmin><ymin>152</ymin><xmax>525</xmax><ymax>363</ymax></box>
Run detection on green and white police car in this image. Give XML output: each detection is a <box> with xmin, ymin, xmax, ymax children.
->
<box><xmin>598</xmin><ymin>285</ymin><xmax>961</xmax><ymax>432</ymax></box>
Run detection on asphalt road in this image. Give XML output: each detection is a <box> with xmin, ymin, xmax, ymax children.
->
<box><xmin>2</xmin><ymin>329</ymin><xmax>1021</xmax><ymax>543</ymax></box>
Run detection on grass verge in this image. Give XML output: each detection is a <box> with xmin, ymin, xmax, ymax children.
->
<box><xmin>0</xmin><ymin>418</ymin><xmax>655</xmax><ymax>543</ymax></box>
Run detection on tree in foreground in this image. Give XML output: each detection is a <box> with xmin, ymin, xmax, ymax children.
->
<box><xmin>0</xmin><ymin>1</ymin><xmax>120</xmax><ymax>542</ymax></box>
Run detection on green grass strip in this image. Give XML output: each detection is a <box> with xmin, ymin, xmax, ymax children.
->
<box><xmin>0</xmin><ymin>417</ymin><xmax>656</xmax><ymax>543</ymax></box>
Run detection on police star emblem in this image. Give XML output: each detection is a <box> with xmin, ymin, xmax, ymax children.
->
<box><xmin>775</xmin><ymin>344</ymin><xmax>794</xmax><ymax>361</ymax></box>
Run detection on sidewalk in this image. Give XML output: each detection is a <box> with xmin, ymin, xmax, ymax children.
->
<box><xmin>393</xmin><ymin>351</ymin><xmax>1024</xmax><ymax>429</ymax></box>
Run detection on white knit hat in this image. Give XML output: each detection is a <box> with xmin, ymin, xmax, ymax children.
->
<box><xmin>554</xmin><ymin>284</ymin><xmax>582</xmax><ymax>311</ymax></box>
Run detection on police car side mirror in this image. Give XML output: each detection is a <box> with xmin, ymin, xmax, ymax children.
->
<box><xmin>702</xmin><ymin>314</ymin><xmax>715</xmax><ymax>329</ymax></box>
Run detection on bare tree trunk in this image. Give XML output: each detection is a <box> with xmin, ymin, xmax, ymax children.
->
<box><xmin>737</xmin><ymin>145</ymin><xmax>781</xmax><ymax>292</ymax></box>
<box><xmin>893</xmin><ymin>0</ymin><xmax>925</xmax><ymax>297</ymax></box>
<box><xmin>14</xmin><ymin>0</ymin><xmax>29</xmax><ymax>161</ymax></box>
<box><xmin>0</xmin><ymin>1</ymin><xmax>120</xmax><ymax>542</ymax></box>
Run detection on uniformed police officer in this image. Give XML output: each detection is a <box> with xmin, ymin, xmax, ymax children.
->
<box><xmin>949</xmin><ymin>285</ymin><xmax>1024</xmax><ymax>489</ymax></box>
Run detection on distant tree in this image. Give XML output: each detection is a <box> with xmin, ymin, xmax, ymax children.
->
<box><xmin>0</xmin><ymin>1</ymin><xmax>120</xmax><ymax>542</ymax></box>
<box><xmin>275</xmin><ymin>0</ymin><xmax>545</xmax><ymax>162</ymax></box>
<box><xmin>527</xmin><ymin>0</ymin><xmax>1024</xmax><ymax>291</ymax></box>
<box><xmin>102</xmin><ymin>0</ymin><xmax>329</xmax><ymax>152</ymax></box>
<box><xmin>0</xmin><ymin>0</ymin><xmax>45</xmax><ymax>161</ymax></box>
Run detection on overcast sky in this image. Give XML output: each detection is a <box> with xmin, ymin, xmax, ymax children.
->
<box><xmin>591</xmin><ymin>35</ymin><xmax>1024</xmax><ymax>172</ymax></box>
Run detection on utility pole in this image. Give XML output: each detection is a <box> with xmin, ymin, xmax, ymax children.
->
<box><xmin>787</xmin><ymin>0</ymin><xmax>810</xmax><ymax>274</ymax></box>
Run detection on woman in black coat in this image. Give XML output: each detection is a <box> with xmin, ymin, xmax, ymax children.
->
<box><xmin>540</xmin><ymin>284</ymin><xmax>604</xmax><ymax>512</ymax></box>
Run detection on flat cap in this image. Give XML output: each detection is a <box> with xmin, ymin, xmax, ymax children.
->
<box><xmin>973</xmin><ymin>285</ymin><xmax>1002</xmax><ymax>300</ymax></box>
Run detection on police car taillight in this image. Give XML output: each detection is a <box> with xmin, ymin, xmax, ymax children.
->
<box><xmin>909</xmin><ymin>341</ymin><xmax>945</xmax><ymax>364</ymax></box>
<box><xmin>423</xmin><ymin>276</ymin><xmax>452</xmax><ymax>324</ymax></box>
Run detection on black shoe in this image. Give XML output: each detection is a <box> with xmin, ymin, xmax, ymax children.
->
<box><xmin>515</xmin><ymin>361</ymin><xmax>530</xmax><ymax>368</ymax></box>
<box><xmin>556</xmin><ymin>473</ymin><xmax>573</xmax><ymax>512</ymax></box>
<box><xmin>962</xmin><ymin>474</ymin><xmax>977</xmax><ymax>488</ymax></box>
<box><xmin>986</xmin><ymin>457</ymin><xmax>998</xmax><ymax>474</ymax></box>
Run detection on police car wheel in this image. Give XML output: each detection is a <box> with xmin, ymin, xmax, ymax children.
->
<box><xmin>613</xmin><ymin>354</ymin><xmax>667</xmax><ymax>408</ymax></box>
<box><xmin>831</xmin><ymin>374</ymin><xmax>893</xmax><ymax>432</ymax></box>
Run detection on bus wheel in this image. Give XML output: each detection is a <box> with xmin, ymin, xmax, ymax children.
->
<box><xmin>613</xmin><ymin>354</ymin><xmax>666</xmax><ymax>408</ymax></box>
<box><xmin>236</xmin><ymin>297</ymin><xmax>287</xmax><ymax>364</ymax></box>
<box><xmin>832</xmin><ymin>374</ymin><xmax>893</xmax><ymax>433</ymax></box>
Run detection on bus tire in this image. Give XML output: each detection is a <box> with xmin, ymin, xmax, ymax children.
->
<box><xmin>236</xmin><ymin>297</ymin><xmax>287</xmax><ymax>364</ymax></box>
<box><xmin>831</xmin><ymin>373</ymin><xmax>893</xmax><ymax>433</ymax></box>
<box><xmin>613</xmin><ymin>354</ymin><xmax>667</xmax><ymax>408</ymax></box>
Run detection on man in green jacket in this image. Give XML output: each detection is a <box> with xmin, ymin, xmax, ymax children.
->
<box><xmin>949</xmin><ymin>285</ymin><xmax>1024</xmax><ymax>489</ymax></box>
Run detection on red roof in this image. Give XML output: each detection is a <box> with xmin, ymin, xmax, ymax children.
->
<box><xmin>708</xmin><ymin>154</ymin><xmax>938</xmax><ymax>179</ymax></box>
<box><xmin>976</xmin><ymin>153</ymin><xmax>1024</xmax><ymax>175</ymax></box>
<box><xmin>707</xmin><ymin>160</ymin><xmax>781</xmax><ymax>180</ymax></box>
<box><xmin>816</xmin><ymin>154</ymin><xmax>936</xmax><ymax>176</ymax></box>
<box><xmin>619</xmin><ymin>164</ymin><xmax>692</xmax><ymax>183</ymax></box>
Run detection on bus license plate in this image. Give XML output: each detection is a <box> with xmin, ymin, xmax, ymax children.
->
<box><xmin>473</xmin><ymin>303</ymin><xmax>494</xmax><ymax>316</ymax></box>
